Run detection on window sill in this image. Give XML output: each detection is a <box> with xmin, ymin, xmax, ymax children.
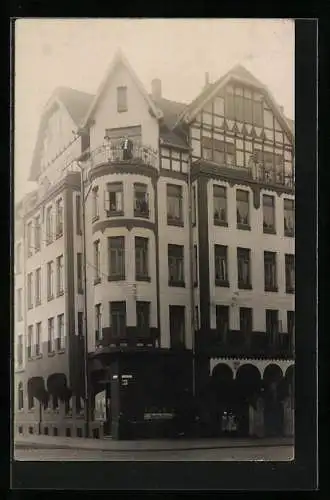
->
<box><xmin>263</xmin><ymin>227</ymin><xmax>276</xmax><ymax>235</ymax></box>
<box><xmin>57</xmin><ymin>290</ymin><xmax>64</xmax><ymax>298</ymax></box>
<box><xmin>168</xmin><ymin>281</ymin><xmax>186</xmax><ymax>288</ymax></box>
<box><xmin>237</xmin><ymin>224</ymin><xmax>251</xmax><ymax>231</ymax></box>
<box><xmin>35</xmin><ymin>300</ymin><xmax>41</xmax><ymax>307</ymax></box>
<box><xmin>265</xmin><ymin>286</ymin><xmax>278</xmax><ymax>293</ymax></box>
<box><xmin>78</xmin><ymin>289</ymin><xmax>83</xmax><ymax>295</ymax></box>
<box><xmin>134</xmin><ymin>211</ymin><xmax>150</xmax><ymax>219</ymax></box>
<box><xmin>238</xmin><ymin>283</ymin><xmax>252</xmax><ymax>290</ymax></box>
<box><xmin>48</xmin><ymin>351</ymin><xmax>56</xmax><ymax>357</ymax></box>
<box><xmin>92</xmin><ymin>216</ymin><xmax>100</xmax><ymax>223</ymax></box>
<box><xmin>215</xmin><ymin>280</ymin><xmax>230</xmax><ymax>288</ymax></box>
<box><xmin>108</xmin><ymin>275</ymin><xmax>125</xmax><ymax>282</ymax></box>
<box><xmin>57</xmin><ymin>348</ymin><xmax>66</xmax><ymax>354</ymax></box>
<box><xmin>284</xmin><ymin>231</ymin><xmax>295</xmax><ymax>238</ymax></box>
<box><xmin>47</xmin><ymin>295</ymin><xmax>54</xmax><ymax>302</ymax></box>
<box><xmin>167</xmin><ymin>219</ymin><xmax>184</xmax><ymax>227</ymax></box>
<box><xmin>55</xmin><ymin>232</ymin><xmax>63</xmax><ymax>240</ymax></box>
<box><xmin>34</xmin><ymin>354</ymin><xmax>42</xmax><ymax>360</ymax></box>
<box><xmin>117</xmin><ymin>107</ymin><xmax>128</xmax><ymax>113</ymax></box>
<box><xmin>286</xmin><ymin>288</ymin><xmax>295</xmax><ymax>294</ymax></box>
<box><xmin>76</xmin><ymin>230</ymin><xmax>82</xmax><ymax>236</ymax></box>
<box><xmin>106</xmin><ymin>210</ymin><xmax>124</xmax><ymax>217</ymax></box>
<box><xmin>46</xmin><ymin>240</ymin><xmax>53</xmax><ymax>246</ymax></box>
<box><xmin>136</xmin><ymin>275</ymin><xmax>151</xmax><ymax>282</ymax></box>
<box><xmin>214</xmin><ymin>220</ymin><xmax>228</xmax><ymax>227</ymax></box>
<box><xmin>94</xmin><ymin>277</ymin><xmax>102</xmax><ymax>285</ymax></box>
<box><xmin>34</xmin><ymin>248</ymin><xmax>41</xmax><ymax>254</ymax></box>
<box><xmin>27</xmin><ymin>305</ymin><xmax>33</xmax><ymax>311</ymax></box>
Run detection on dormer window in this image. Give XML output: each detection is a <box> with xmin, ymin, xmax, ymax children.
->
<box><xmin>117</xmin><ymin>86</ymin><xmax>127</xmax><ymax>113</ymax></box>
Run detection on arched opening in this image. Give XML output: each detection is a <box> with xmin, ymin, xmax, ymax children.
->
<box><xmin>211</xmin><ymin>363</ymin><xmax>235</xmax><ymax>436</ymax></box>
<box><xmin>27</xmin><ymin>377</ymin><xmax>47</xmax><ymax>409</ymax></box>
<box><xmin>263</xmin><ymin>364</ymin><xmax>284</xmax><ymax>436</ymax></box>
<box><xmin>17</xmin><ymin>382</ymin><xmax>24</xmax><ymax>410</ymax></box>
<box><xmin>235</xmin><ymin>364</ymin><xmax>262</xmax><ymax>437</ymax></box>
<box><xmin>282</xmin><ymin>364</ymin><xmax>295</xmax><ymax>436</ymax></box>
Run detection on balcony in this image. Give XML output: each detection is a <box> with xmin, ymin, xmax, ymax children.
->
<box><xmin>195</xmin><ymin>330</ymin><xmax>294</xmax><ymax>359</ymax></box>
<box><xmin>98</xmin><ymin>327</ymin><xmax>158</xmax><ymax>349</ymax></box>
<box><xmin>81</xmin><ymin>139</ymin><xmax>159</xmax><ymax>170</ymax></box>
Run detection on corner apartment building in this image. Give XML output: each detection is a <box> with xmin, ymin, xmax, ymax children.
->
<box><xmin>14</xmin><ymin>51</ymin><xmax>294</xmax><ymax>440</ymax></box>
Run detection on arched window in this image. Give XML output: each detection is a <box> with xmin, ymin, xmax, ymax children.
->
<box><xmin>18</xmin><ymin>382</ymin><xmax>24</xmax><ymax>410</ymax></box>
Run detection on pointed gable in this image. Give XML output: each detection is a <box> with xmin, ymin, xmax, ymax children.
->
<box><xmin>81</xmin><ymin>50</ymin><xmax>163</xmax><ymax>129</ymax></box>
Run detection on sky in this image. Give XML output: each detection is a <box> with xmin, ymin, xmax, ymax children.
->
<box><xmin>14</xmin><ymin>18</ymin><xmax>294</xmax><ymax>202</ymax></box>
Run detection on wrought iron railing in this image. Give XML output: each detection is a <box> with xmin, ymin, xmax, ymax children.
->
<box><xmin>83</xmin><ymin>139</ymin><xmax>159</xmax><ymax>169</ymax></box>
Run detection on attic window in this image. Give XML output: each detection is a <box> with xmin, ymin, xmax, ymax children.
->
<box><xmin>117</xmin><ymin>87</ymin><xmax>127</xmax><ymax>113</ymax></box>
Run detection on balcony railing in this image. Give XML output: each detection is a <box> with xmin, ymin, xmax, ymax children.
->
<box><xmin>82</xmin><ymin>140</ymin><xmax>159</xmax><ymax>169</ymax></box>
<box><xmin>250</xmin><ymin>163</ymin><xmax>294</xmax><ymax>189</ymax></box>
<box><xmin>195</xmin><ymin>330</ymin><xmax>294</xmax><ymax>358</ymax></box>
<box><xmin>99</xmin><ymin>327</ymin><xmax>157</xmax><ymax>348</ymax></box>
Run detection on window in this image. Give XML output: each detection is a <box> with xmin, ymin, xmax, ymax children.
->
<box><xmin>191</xmin><ymin>185</ymin><xmax>197</xmax><ymax>225</ymax></box>
<box><xmin>27</xmin><ymin>325</ymin><xmax>33</xmax><ymax>358</ymax></box>
<box><xmin>135</xmin><ymin>237</ymin><xmax>149</xmax><ymax>280</ymax></box>
<box><xmin>266</xmin><ymin>309</ymin><xmax>279</xmax><ymax>343</ymax></box>
<box><xmin>77</xmin><ymin>253</ymin><xmax>83</xmax><ymax>293</ymax></box>
<box><xmin>224</xmin><ymin>88</ymin><xmax>263</xmax><ymax>126</ymax></box>
<box><xmin>27</xmin><ymin>221</ymin><xmax>33</xmax><ymax>256</ymax></box>
<box><xmin>34</xmin><ymin>215</ymin><xmax>41</xmax><ymax>252</ymax></box>
<box><xmin>56</xmin><ymin>255</ymin><xmax>64</xmax><ymax>295</ymax></box>
<box><xmin>52</xmin><ymin>395</ymin><xmax>59</xmax><ymax>412</ymax></box>
<box><xmin>35</xmin><ymin>268</ymin><xmax>41</xmax><ymax>305</ymax></box>
<box><xmin>78</xmin><ymin>311</ymin><xmax>83</xmax><ymax>337</ymax></box>
<box><xmin>47</xmin><ymin>261</ymin><xmax>54</xmax><ymax>300</ymax></box>
<box><xmin>136</xmin><ymin>301</ymin><xmax>150</xmax><ymax>336</ymax></box>
<box><xmin>18</xmin><ymin>382</ymin><xmax>24</xmax><ymax>410</ymax></box>
<box><xmin>46</xmin><ymin>206</ymin><xmax>53</xmax><ymax>243</ymax></box>
<box><xmin>240</xmin><ymin>307</ymin><xmax>253</xmax><ymax>339</ymax></box>
<box><xmin>263</xmin><ymin>195</ymin><xmax>276</xmax><ymax>233</ymax></box>
<box><xmin>202</xmin><ymin>137</ymin><xmax>235</xmax><ymax>166</ymax></box>
<box><xmin>287</xmin><ymin>311</ymin><xmax>295</xmax><ymax>346</ymax></box>
<box><xmin>213</xmin><ymin>185</ymin><xmax>227</xmax><ymax>224</ymax></box>
<box><xmin>195</xmin><ymin>306</ymin><xmax>199</xmax><ymax>331</ymax></box>
<box><xmin>193</xmin><ymin>245</ymin><xmax>198</xmax><ymax>286</ymax></box>
<box><xmin>169</xmin><ymin>305</ymin><xmax>185</xmax><ymax>348</ymax></box>
<box><xmin>16</xmin><ymin>243</ymin><xmax>22</xmax><ymax>273</ymax></box>
<box><xmin>48</xmin><ymin>317</ymin><xmax>55</xmax><ymax>353</ymax></box>
<box><xmin>17</xmin><ymin>288</ymin><xmax>23</xmax><ymax>321</ymax></box>
<box><xmin>117</xmin><ymin>86</ymin><xmax>127</xmax><ymax>112</ymax></box>
<box><xmin>27</xmin><ymin>273</ymin><xmax>33</xmax><ymax>309</ymax></box>
<box><xmin>108</xmin><ymin>237</ymin><xmax>125</xmax><ymax>280</ymax></box>
<box><xmin>215</xmin><ymin>245</ymin><xmax>228</xmax><ymax>286</ymax></box>
<box><xmin>168</xmin><ymin>244</ymin><xmax>185</xmax><ymax>286</ymax></box>
<box><xmin>110</xmin><ymin>302</ymin><xmax>126</xmax><ymax>338</ymax></box>
<box><xmin>56</xmin><ymin>198</ymin><xmax>64</xmax><ymax>237</ymax></box>
<box><xmin>236</xmin><ymin>190</ymin><xmax>250</xmax><ymax>227</ymax></box>
<box><xmin>284</xmin><ymin>199</ymin><xmax>294</xmax><ymax>236</ymax></box>
<box><xmin>105</xmin><ymin>183</ymin><xmax>124</xmax><ymax>214</ymax></box>
<box><xmin>134</xmin><ymin>183</ymin><xmax>149</xmax><ymax>217</ymax></box>
<box><xmin>35</xmin><ymin>322</ymin><xmax>41</xmax><ymax>356</ymax></box>
<box><xmin>17</xmin><ymin>334</ymin><xmax>23</xmax><ymax>365</ymax></box>
<box><xmin>57</xmin><ymin>314</ymin><xmax>65</xmax><ymax>350</ymax></box>
<box><xmin>237</xmin><ymin>248</ymin><xmax>251</xmax><ymax>289</ymax></box>
<box><xmin>216</xmin><ymin>305</ymin><xmax>229</xmax><ymax>343</ymax></box>
<box><xmin>76</xmin><ymin>195</ymin><xmax>82</xmax><ymax>234</ymax></box>
<box><xmin>93</xmin><ymin>240</ymin><xmax>101</xmax><ymax>283</ymax></box>
<box><xmin>285</xmin><ymin>254</ymin><xmax>295</xmax><ymax>293</ymax></box>
<box><xmin>92</xmin><ymin>187</ymin><xmax>99</xmax><ymax>220</ymax></box>
<box><xmin>95</xmin><ymin>304</ymin><xmax>102</xmax><ymax>342</ymax></box>
<box><xmin>167</xmin><ymin>184</ymin><xmax>183</xmax><ymax>225</ymax></box>
<box><xmin>264</xmin><ymin>251</ymin><xmax>277</xmax><ymax>291</ymax></box>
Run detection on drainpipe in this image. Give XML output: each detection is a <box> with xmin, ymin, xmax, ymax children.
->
<box><xmin>186</xmin><ymin>132</ymin><xmax>196</xmax><ymax>398</ymax></box>
<box><xmin>77</xmin><ymin>160</ymin><xmax>90</xmax><ymax>439</ymax></box>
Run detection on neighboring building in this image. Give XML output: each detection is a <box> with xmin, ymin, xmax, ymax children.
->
<box><xmin>14</xmin><ymin>51</ymin><xmax>294</xmax><ymax>439</ymax></box>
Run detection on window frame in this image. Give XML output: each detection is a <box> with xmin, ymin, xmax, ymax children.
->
<box><xmin>236</xmin><ymin>189</ymin><xmax>250</xmax><ymax>229</ymax></box>
<box><xmin>110</xmin><ymin>301</ymin><xmax>126</xmax><ymax>338</ymax></box>
<box><xmin>135</xmin><ymin>236</ymin><xmax>149</xmax><ymax>281</ymax></box>
<box><xmin>105</xmin><ymin>182</ymin><xmax>124</xmax><ymax>216</ymax></box>
<box><xmin>167</xmin><ymin>184</ymin><xmax>183</xmax><ymax>226</ymax></box>
<box><xmin>108</xmin><ymin>236</ymin><xmax>125</xmax><ymax>281</ymax></box>
<box><xmin>169</xmin><ymin>305</ymin><xmax>185</xmax><ymax>348</ymax></box>
<box><xmin>168</xmin><ymin>244</ymin><xmax>185</xmax><ymax>287</ymax></box>
<box><xmin>264</xmin><ymin>251</ymin><xmax>278</xmax><ymax>292</ymax></box>
<box><xmin>213</xmin><ymin>185</ymin><xmax>228</xmax><ymax>226</ymax></box>
<box><xmin>47</xmin><ymin>261</ymin><xmax>54</xmax><ymax>300</ymax></box>
<box><xmin>134</xmin><ymin>183</ymin><xmax>149</xmax><ymax>218</ymax></box>
<box><xmin>262</xmin><ymin>194</ymin><xmax>276</xmax><ymax>234</ymax></box>
<box><xmin>214</xmin><ymin>245</ymin><xmax>229</xmax><ymax>287</ymax></box>
<box><xmin>285</xmin><ymin>254</ymin><xmax>295</xmax><ymax>293</ymax></box>
<box><xmin>237</xmin><ymin>247</ymin><xmax>252</xmax><ymax>289</ymax></box>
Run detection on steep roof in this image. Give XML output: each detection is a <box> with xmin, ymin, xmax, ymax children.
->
<box><xmin>148</xmin><ymin>95</ymin><xmax>189</xmax><ymax>149</ymax></box>
<box><xmin>28</xmin><ymin>87</ymin><xmax>94</xmax><ymax>182</ymax></box>
<box><xmin>174</xmin><ymin>64</ymin><xmax>293</xmax><ymax>142</ymax></box>
<box><xmin>81</xmin><ymin>49</ymin><xmax>163</xmax><ymax>128</ymax></box>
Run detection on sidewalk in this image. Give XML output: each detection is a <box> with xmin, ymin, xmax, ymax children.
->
<box><xmin>14</xmin><ymin>434</ymin><xmax>294</xmax><ymax>452</ymax></box>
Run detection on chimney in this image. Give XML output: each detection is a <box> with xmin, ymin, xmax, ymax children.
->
<box><xmin>151</xmin><ymin>78</ymin><xmax>162</xmax><ymax>101</ymax></box>
<box><xmin>205</xmin><ymin>72</ymin><xmax>210</xmax><ymax>87</ymax></box>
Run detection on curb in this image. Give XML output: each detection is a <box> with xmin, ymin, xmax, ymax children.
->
<box><xmin>14</xmin><ymin>440</ymin><xmax>294</xmax><ymax>453</ymax></box>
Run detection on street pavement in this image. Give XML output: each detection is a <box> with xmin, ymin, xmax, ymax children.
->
<box><xmin>15</xmin><ymin>445</ymin><xmax>294</xmax><ymax>461</ymax></box>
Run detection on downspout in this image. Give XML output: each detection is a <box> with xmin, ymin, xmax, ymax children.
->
<box><xmin>186</xmin><ymin>130</ymin><xmax>196</xmax><ymax>398</ymax></box>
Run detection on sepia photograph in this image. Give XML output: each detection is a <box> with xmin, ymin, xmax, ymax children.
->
<box><xmin>13</xmin><ymin>18</ymin><xmax>295</xmax><ymax>465</ymax></box>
